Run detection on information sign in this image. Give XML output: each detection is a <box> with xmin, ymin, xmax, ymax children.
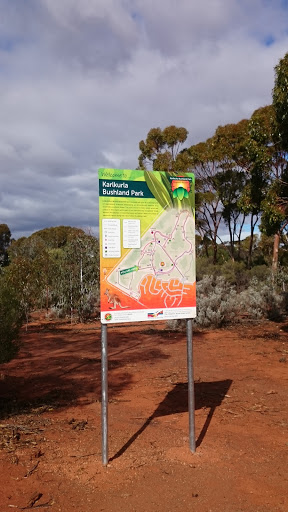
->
<box><xmin>99</xmin><ymin>168</ymin><xmax>196</xmax><ymax>323</ymax></box>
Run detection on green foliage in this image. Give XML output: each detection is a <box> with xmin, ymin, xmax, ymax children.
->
<box><xmin>237</xmin><ymin>277</ymin><xmax>285</xmax><ymax>322</ymax></box>
<box><xmin>195</xmin><ymin>275</ymin><xmax>238</xmax><ymax>327</ymax></box>
<box><xmin>50</xmin><ymin>233</ymin><xmax>100</xmax><ymax>322</ymax></box>
<box><xmin>143</xmin><ymin>170</ymin><xmax>173</xmax><ymax>209</ymax></box>
<box><xmin>0</xmin><ymin>224</ymin><xmax>11</xmax><ymax>267</ymax></box>
<box><xmin>188</xmin><ymin>139</ymin><xmax>224</xmax><ymax>263</ymax></box>
<box><xmin>169</xmin><ymin>271</ymin><xmax>285</xmax><ymax>331</ymax></box>
<box><xmin>143</xmin><ymin>170</ymin><xmax>195</xmax><ymax>213</ymax></box>
<box><xmin>212</xmin><ymin>119</ymin><xmax>250</xmax><ymax>165</ymax></box>
<box><xmin>261</xmin><ymin>189</ymin><xmax>286</xmax><ymax>236</ymax></box>
<box><xmin>6</xmin><ymin>236</ymin><xmax>51</xmax><ymax>322</ymax></box>
<box><xmin>138</xmin><ymin>125</ymin><xmax>189</xmax><ymax>172</ymax></box>
<box><xmin>5</xmin><ymin>228</ymin><xmax>100</xmax><ymax>324</ymax></box>
<box><xmin>188</xmin><ymin>119</ymin><xmax>255</xmax><ymax>263</ymax></box>
<box><xmin>31</xmin><ymin>226</ymin><xmax>85</xmax><ymax>249</ymax></box>
<box><xmin>249</xmin><ymin>264</ymin><xmax>271</xmax><ymax>282</ymax></box>
<box><xmin>273</xmin><ymin>52</ymin><xmax>288</xmax><ymax>152</ymax></box>
<box><xmin>186</xmin><ymin>101</ymin><xmax>288</xmax><ymax>269</ymax></box>
<box><xmin>0</xmin><ymin>275</ymin><xmax>23</xmax><ymax>363</ymax></box>
<box><xmin>197</xmin><ymin>258</ymin><xmax>253</xmax><ymax>290</ymax></box>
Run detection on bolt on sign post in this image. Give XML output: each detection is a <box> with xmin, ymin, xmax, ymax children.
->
<box><xmin>98</xmin><ymin>168</ymin><xmax>196</xmax><ymax>465</ymax></box>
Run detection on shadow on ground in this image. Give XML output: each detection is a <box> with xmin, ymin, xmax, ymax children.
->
<box><xmin>0</xmin><ymin>325</ymin><xmax>192</xmax><ymax>419</ymax></box>
<box><xmin>110</xmin><ymin>379</ymin><xmax>232</xmax><ymax>461</ymax></box>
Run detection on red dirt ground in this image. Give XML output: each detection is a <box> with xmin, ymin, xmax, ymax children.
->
<box><xmin>0</xmin><ymin>316</ymin><xmax>287</xmax><ymax>512</ymax></box>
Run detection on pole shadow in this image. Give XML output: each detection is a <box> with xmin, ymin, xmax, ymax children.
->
<box><xmin>110</xmin><ymin>379</ymin><xmax>232</xmax><ymax>462</ymax></box>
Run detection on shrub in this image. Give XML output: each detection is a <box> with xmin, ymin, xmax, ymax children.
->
<box><xmin>196</xmin><ymin>258</ymin><xmax>218</xmax><ymax>281</ymax></box>
<box><xmin>196</xmin><ymin>259</ymin><xmax>253</xmax><ymax>291</ymax></box>
<box><xmin>240</xmin><ymin>277</ymin><xmax>285</xmax><ymax>321</ymax></box>
<box><xmin>248</xmin><ymin>264</ymin><xmax>270</xmax><ymax>282</ymax></box>
<box><xmin>0</xmin><ymin>278</ymin><xmax>24</xmax><ymax>363</ymax></box>
<box><xmin>216</xmin><ymin>260</ymin><xmax>248</xmax><ymax>290</ymax></box>
<box><xmin>167</xmin><ymin>273</ymin><xmax>286</xmax><ymax>331</ymax></box>
<box><xmin>195</xmin><ymin>275</ymin><xmax>238</xmax><ymax>328</ymax></box>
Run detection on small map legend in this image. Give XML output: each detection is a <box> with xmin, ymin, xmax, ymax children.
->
<box><xmin>102</xmin><ymin>218</ymin><xmax>121</xmax><ymax>258</ymax></box>
<box><xmin>123</xmin><ymin>219</ymin><xmax>141</xmax><ymax>248</ymax></box>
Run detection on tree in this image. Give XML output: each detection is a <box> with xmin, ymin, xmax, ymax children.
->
<box><xmin>247</xmin><ymin>105</ymin><xmax>288</xmax><ymax>272</ymax></box>
<box><xmin>0</xmin><ymin>224</ymin><xmax>11</xmax><ymax>267</ymax></box>
<box><xmin>260</xmin><ymin>168</ymin><xmax>288</xmax><ymax>272</ymax></box>
<box><xmin>31</xmin><ymin>226</ymin><xmax>85</xmax><ymax>249</ymax></box>
<box><xmin>0</xmin><ymin>274</ymin><xmax>23</xmax><ymax>363</ymax></box>
<box><xmin>7</xmin><ymin>229</ymin><xmax>100</xmax><ymax>323</ymax></box>
<box><xmin>271</xmin><ymin>53</ymin><xmax>288</xmax><ymax>271</ymax></box>
<box><xmin>189</xmin><ymin>139</ymin><xmax>224</xmax><ymax>264</ymax></box>
<box><xmin>49</xmin><ymin>232</ymin><xmax>100</xmax><ymax>322</ymax></box>
<box><xmin>7</xmin><ymin>236</ymin><xmax>51</xmax><ymax>323</ymax></box>
<box><xmin>211</xmin><ymin>120</ymin><xmax>250</xmax><ymax>260</ymax></box>
<box><xmin>215</xmin><ymin>168</ymin><xmax>247</xmax><ymax>260</ymax></box>
<box><xmin>273</xmin><ymin>52</ymin><xmax>288</xmax><ymax>152</ymax></box>
<box><xmin>235</xmin><ymin>107</ymin><xmax>273</xmax><ymax>268</ymax></box>
<box><xmin>138</xmin><ymin>125</ymin><xmax>189</xmax><ymax>172</ymax></box>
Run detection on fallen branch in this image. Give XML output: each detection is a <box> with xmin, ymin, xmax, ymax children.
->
<box><xmin>24</xmin><ymin>461</ymin><xmax>40</xmax><ymax>478</ymax></box>
<box><xmin>21</xmin><ymin>502</ymin><xmax>53</xmax><ymax>510</ymax></box>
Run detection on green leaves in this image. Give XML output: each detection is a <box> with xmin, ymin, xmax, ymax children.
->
<box><xmin>0</xmin><ymin>224</ymin><xmax>11</xmax><ymax>267</ymax></box>
<box><xmin>144</xmin><ymin>170</ymin><xmax>173</xmax><ymax>209</ymax></box>
<box><xmin>138</xmin><ymin>125</ymin><xmax>189</xmax><ymax>172</ymax></box>
<box><xmin>273</xmin><ymin>52</ymin><xmax>288</xmax><ymax>152</ymax></box>
<box><xmin>0</xmin><ymin>276</ymin><xmax>23</xmax><ymax>363</ymax></box>
<box><xmin>144</xmin><ymin>169</ymin><xmax>195</xmax><ymax>213</ymax></box>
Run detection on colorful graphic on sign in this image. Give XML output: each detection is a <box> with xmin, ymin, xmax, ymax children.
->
<box><xmin>99</xmin><ymin>168</ymin><xmax>196</xmax><ymax>323</ymax></box>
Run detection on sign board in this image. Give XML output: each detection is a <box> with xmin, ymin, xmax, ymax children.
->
<box><xmin>98</xmin><ymin>168</ymin><xmax>196</xmax><ymax>324</ymax></box>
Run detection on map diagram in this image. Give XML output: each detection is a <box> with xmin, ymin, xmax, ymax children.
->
<box><xmin>106</xmin><ymin>208</ymin><xmax>195</xmax><ymax>309</ymax></box>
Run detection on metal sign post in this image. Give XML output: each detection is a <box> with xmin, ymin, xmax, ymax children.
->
<box><xmin>187</xmin><ymin>318</ymin><xmax>196</xmax><ymax>452</ymax></box>
<box><xmin>101</xmin><ymin>323</ymin><xmax>108</xmax><ymax>466</ymax></box>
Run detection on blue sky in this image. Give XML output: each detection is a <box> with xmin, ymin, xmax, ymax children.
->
<box><xmin>0</xmin><ymin>0</ymin><xmax>288</xmax><ymax>239</ymax></box>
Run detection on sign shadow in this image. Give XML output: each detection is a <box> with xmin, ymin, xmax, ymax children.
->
<box><xmin>110</xmin><ymin>379</ymin><xmax>232</xmax><ymax>462</ymax></box>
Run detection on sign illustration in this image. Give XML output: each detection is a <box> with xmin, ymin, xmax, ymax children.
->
<box><xmin>99</xmin><ymin>168</ymin><xmax>196</xmax><ymax>323</ymax></box>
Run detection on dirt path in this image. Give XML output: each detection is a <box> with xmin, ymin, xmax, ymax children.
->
<box><xmin>0</xmin><ymin>317</ymin><xmax>287</xmax><ymax>511</ymax></box>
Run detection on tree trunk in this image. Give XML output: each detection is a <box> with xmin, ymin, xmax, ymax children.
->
<box><xmin>272</xmin><ymin>231</ymin><xmax>280</xmax><ymax>274</ymax></box>
<box><xmin>212</xmin><ymin>238</ymin><xmax>218</xmax><ymax>264</ymax></box>
<box><xmin>247</xmin><ymin>214</ymin><xmax>258</xmax><ymax>269</ymax></box>
<box><xmin>227</xmin><ymin>220</ymin><xmax>235</xmax><ymax>261</ymax></box>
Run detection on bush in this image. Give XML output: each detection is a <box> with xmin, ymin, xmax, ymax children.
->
<box><xmin>195</xmin><ymin>275</ymin><xmax>238</xmax><ymax>328</ymax></box>
<box><xmin>167</xmin><ymin>273</ymin><xmax>286</xmax><ymax>331</ymax></box>
<box><xmin>217</xmin><ymin>260</ymin><xmax>248</xmax><ymax>290</ymax></box>
<box><xmin>248</xmin><ymin>264</ymin><xmax>271</xmax><ymax>282</ymax></box>
<box><xmin>240</xmin><ymin>278</ymin><xmax>285</xmax><ymax>321</ymax></box>
<box><xmin>196</xmin><ymin>258</ymin><xmax>218</xmax><ymax>281</ymax></box>
<box><xmin>0</xmin><ymin>279</ymin><xmax>24</xmax><ymax>363</ymax></box>
<box><xmin>196</xmin><ymin>259</ymin><xmax>254</xmax><ymax>291</ymax></box>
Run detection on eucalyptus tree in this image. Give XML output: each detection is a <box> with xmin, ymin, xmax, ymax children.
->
<box><xmin>50</xmin><ymin>232</ymin><xmax>100</xmax><ymax>322</ymax></box>
<box><xmin>0</xmin><ymin>274</ymin><xmax>23</xmax><ymax>363</ymax></box>
<box><xmin>211</xmin><ymin>120</ymin><xmax>249</xmax><ymax>260</ymax></box>
<box><xmin>64</xmin><ymin>233</ymin><xmax>100</xmax><ymax>322</ymax></box>
<box><xmin>247</xmin><ymin>105</ymin><xmax>288</xmax><ymax>272</ymax></box>
<box><xmin>31</xmin><ymin>225</ymin><xmax>85</xmax><ymax>249</ymax></box>
<box><xmin>138</xmin><ymin>125</ymin><xmax>189</xmax><ymax>172</ymax></box>
<box><xmin>7</xmin><ymin>228</ymin><xmax>100</xmax><ymax>323</ymax></box>
<box><xmin>7</xmin><ymin>236</ymin><xmax>51</xmax><ymax>323</ymax></box>
<box><xmin>270</xmin><ymin>53</ymin><xmax>288</xmax><ymax>270</ymax></box>
<box><xmin>188</xmin><ymin>139</ymin><xmax>224</xmax><ymax>264</ymax></box>
<box><xmin>273</xmin><ymin>52</ymin><xmax>288</xmax><ymax>152</ymax></box>
<box><xmin>0</xmin><ymin>224</ymin><xmax>12</xmax><ymax>267</ymax></box>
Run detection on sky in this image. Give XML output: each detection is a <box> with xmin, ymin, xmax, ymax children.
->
<box><xmin>1</xmin><ymin>0</ymin><xmax>288</xmax><ymax>240</ymax></box>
